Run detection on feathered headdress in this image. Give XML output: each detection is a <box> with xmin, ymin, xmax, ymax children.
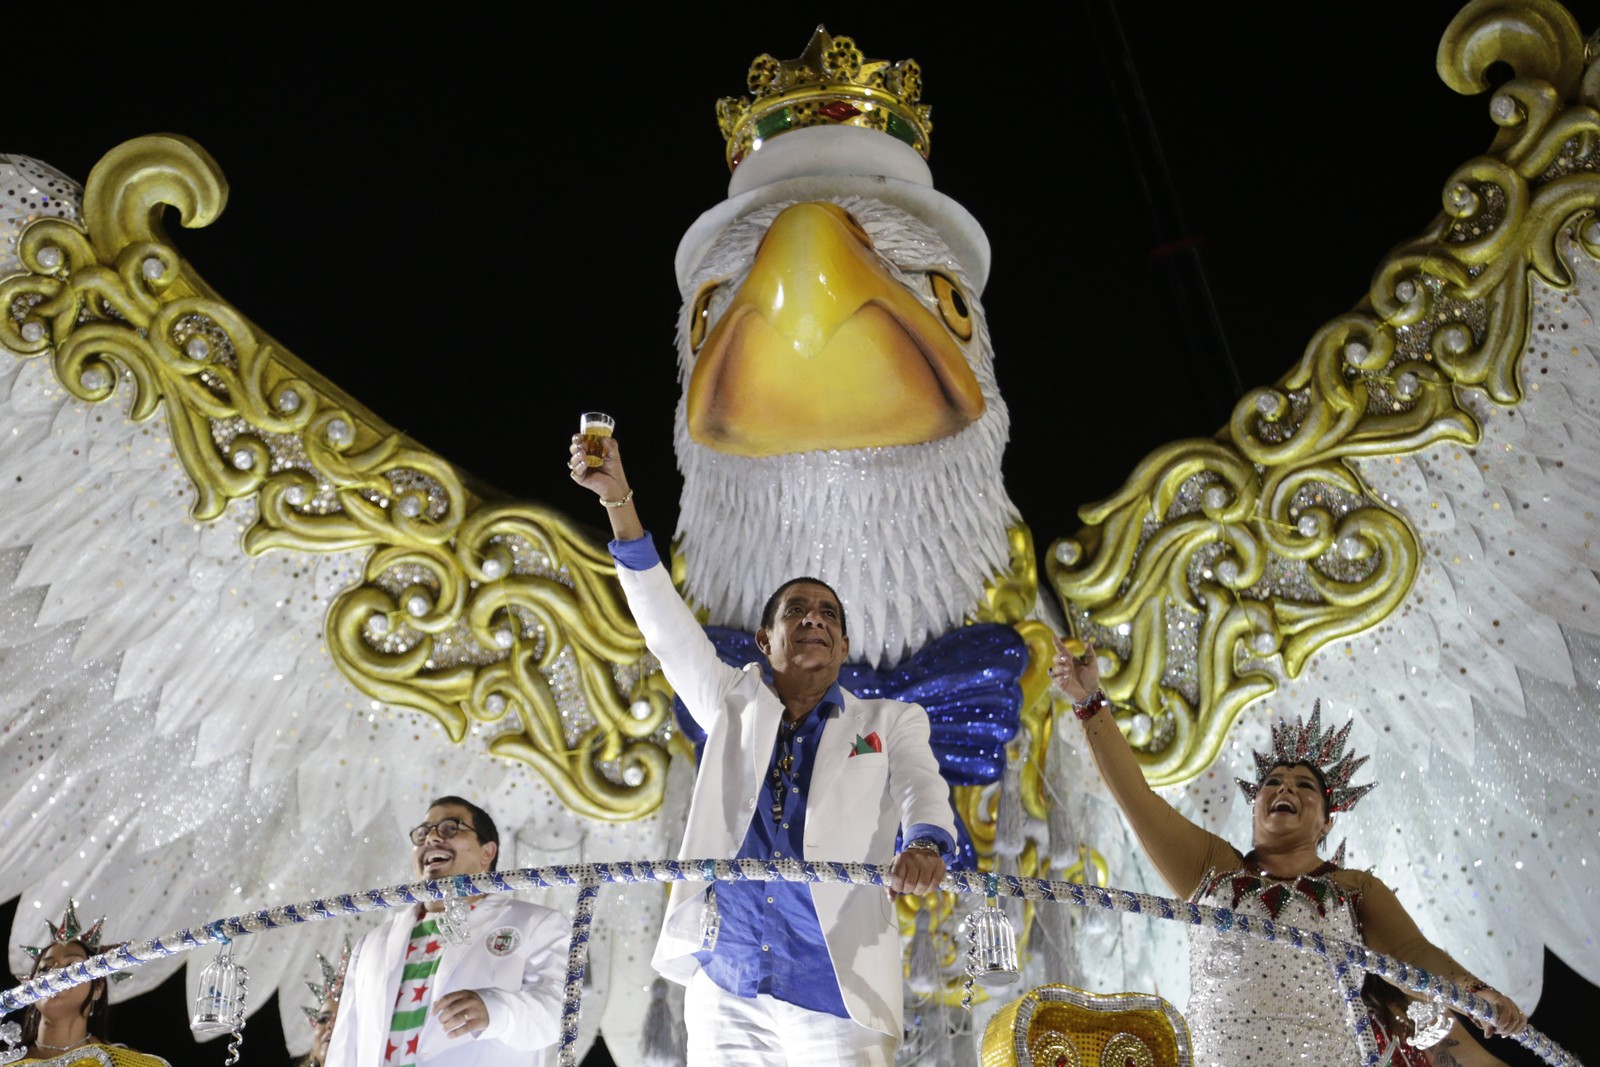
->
<box><xmin>22</xmin><ymin>900</ymin><xmax>106</xmax><ymax>961</ymax></box>
<box><xmin>302</xmin><ymin>938</ymin><xmax>352</xmax><ymax>1026</ymax></box>
<box><xmin>1236</xmin><ymin>700</ymin><xmax>1376</xmax><ymax>814</ymax></box>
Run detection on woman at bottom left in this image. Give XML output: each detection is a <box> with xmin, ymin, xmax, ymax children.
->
<box><xmin>12</xmin><ymin>901</ymin><xmax>170</xmax><ymax>1067</ymax></box>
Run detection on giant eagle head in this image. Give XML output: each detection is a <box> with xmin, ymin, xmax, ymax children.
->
<box><xmin>672</xmin><ymin>137</ymin><xmax>1020</xmax><ymax>667</ymax></box>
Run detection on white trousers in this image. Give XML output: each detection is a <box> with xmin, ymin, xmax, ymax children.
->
<box><xmin>684</xmin><ymin>970</ymin><xmax>897</xmax><ymax>1067</ymax></box>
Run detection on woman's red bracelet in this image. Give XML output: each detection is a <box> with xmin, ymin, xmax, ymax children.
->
<box><xmin>1073</xmin><ymin>689</ymin><xmax>1110</xmax><ymax>721</ymax></box>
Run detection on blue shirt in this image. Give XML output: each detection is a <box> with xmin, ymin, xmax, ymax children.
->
<box><xmin>611</xmin><ymin>533</ymin><xmax>954</xmax><ymax>1014</ymax></box>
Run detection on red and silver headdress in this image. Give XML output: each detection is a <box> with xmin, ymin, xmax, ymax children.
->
<box><xmin>1236</xmin><ymin>700</ymin><xmax>1376</xmax><ymax>814</ymax></box>
<box><xmin>21</xmin><ymin>900</ymin><xmax>107</xmax><ymax>961</ymax></box>
<box><xmin>302</xmin><ymin>938</ymin><xmax>352</xmax><ymax>1026</ymax></box>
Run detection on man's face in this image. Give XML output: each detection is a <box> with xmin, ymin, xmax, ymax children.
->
<box><xmin>411</xmin><ymin>802</ymin><xmax>497</xmax><ymax>881</ymax></box>
<box><xmin>756</xmin><ymin>581</ymin><xmax>849</xmax><ymax>679</ymax></box>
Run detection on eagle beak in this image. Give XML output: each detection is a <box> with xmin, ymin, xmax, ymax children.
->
<box><xmin>687</xmin><ymin>201</ymin><xmax>985</xmax><ymax>456</ymax></box>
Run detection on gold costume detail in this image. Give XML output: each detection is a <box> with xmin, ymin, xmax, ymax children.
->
<box><xmin>717</xmin><ymin>27</ymin><xmax>931</xmax><ymax>169</ymax></box>
<box><xmin>16</xmin><ymin>1045</ymin><xmax>172</xmax><ymax>1067</ymax></box>
<box><xmin>0</xmin><ymin>135</ymin><xmax>667</xmax><ymax>820</ymax></box>
<box><xmin>981</xmin><ymin>985</ymin><xmax>1193</xmax><ymax>1067</ymax></box>
<box><xmin>1047</xmin><ymin>0</ymin><xmax>1600</xmax><ymax>784</ymax></box>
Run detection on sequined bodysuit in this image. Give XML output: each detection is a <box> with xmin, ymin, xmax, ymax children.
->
<box><xmin>1186</xmin><ymin>863</ymin><xmax>1378</xmax><ymax>1066</ymax></box>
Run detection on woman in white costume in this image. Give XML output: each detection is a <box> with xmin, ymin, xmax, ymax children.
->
<box><xmin>1050</xmin><ymin>639</ymin><xmax>1526</xmax><ymax>1066</ymax></box>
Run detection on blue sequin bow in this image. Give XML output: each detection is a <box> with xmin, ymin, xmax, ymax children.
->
<box><xmin>672</xmin><ymin>622</ymin><xmax>1028</xmax><ymax>871</ymax></box>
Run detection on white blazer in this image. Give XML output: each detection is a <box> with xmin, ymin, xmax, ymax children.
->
<box><xmin>619</xmin><ymin>560</ymin><xmax>957</xmax><ymax>1037</ymax></box>
<box><xmin>326</xmin><ymin>895</ymin><xmax>567</xmax><ymax>1067</ymax></box>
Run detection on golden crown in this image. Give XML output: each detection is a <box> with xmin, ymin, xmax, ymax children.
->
<box><xmin>716</xmin><ymin>27</ymin><xmax>933</xmax><ymax>171</ymax></box>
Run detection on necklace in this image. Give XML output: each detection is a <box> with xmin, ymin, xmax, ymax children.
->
<box><xmin>34</xmin><ymin>1035</ymin><xmax>89</xmax><ymax>1052</ymax></box>
<box><xmin>769</xmin><ymin>718</ymin><xmax>802</xmax><ymax>821</ymax></box>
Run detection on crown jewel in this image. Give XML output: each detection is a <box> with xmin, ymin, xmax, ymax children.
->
<box><xmin>302</xmin><ymin>938</ymin><xmax>352</xmax><ymax>1025</ymax></box>
<box><xmin>22</xmin><ymin>900</ymin><xmax>107</xmax><ymax>961</ymax></box>
<box><xmin>716</xmin><ymin>26</ymin><xmax>932</xmax><ymax>171</ymax></box>
<box><xmin>1236</xmin><ymin>700</ymin><xmax>1377</xmax><ymax>814</ymax></box>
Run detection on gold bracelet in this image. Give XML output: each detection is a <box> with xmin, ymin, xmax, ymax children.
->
<box><xmin>600</xmin><ymin>488</ymin><xmax>634</xmax><ymax>509</ymax></box>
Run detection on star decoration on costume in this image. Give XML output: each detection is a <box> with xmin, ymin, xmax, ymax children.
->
<box><xmin>1235</xmin><ymin>700</ymin><xmax>1377</xmax><ymax>814</ymax></box>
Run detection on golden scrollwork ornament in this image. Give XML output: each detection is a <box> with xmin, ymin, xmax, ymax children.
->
<box><xmin>1047</xmin><ymin>0</ymin><xmax>1600</xmax><ymax>785</ymax></box>
<box><xmin>0</xmin><ymin>134</ymin><xmax>669</xmax><ymax>820</ymax></box>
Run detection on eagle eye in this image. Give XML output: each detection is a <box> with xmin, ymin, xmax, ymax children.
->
<box><xmin>929</xmin><ymin>273</ymin><xmax>972</xmax><ymax>341</ymax></box>
<box><xmin>688</xmin><ymin>281</ymin><xmax>719</xmax><ymax>352</ymax></box>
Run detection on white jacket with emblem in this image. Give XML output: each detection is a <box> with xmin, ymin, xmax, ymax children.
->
<box><xmin>325</xmin><ymin>894</ymin><xmax>567</xmax><ymax>1067</ymax></box>
<box><xmin>619</xmin><ymin>559</ymin><xmax>958</xmax><ymax>1038</ymax></box>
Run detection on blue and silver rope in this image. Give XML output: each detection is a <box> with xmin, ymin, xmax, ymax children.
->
<box><xmin>0</xmin><ymin>860</ymin><xmax>1577</xmax><ymax>1067</ymax></box>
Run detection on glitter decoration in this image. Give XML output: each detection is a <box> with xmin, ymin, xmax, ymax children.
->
<box><xmin>301</xmin><ymin>937</ymin><xmax>351</xmax><ymax>1023</ymax></box>
<box><xmin>435</xmin><ymin>892</ymin><xmax>473</xmax><ymax>947</ymax></box>
<box><xmin>557</xmin><ymin>876</ymin><xmax>601</xmax><ymax>1067</ymax></box>
<box><xmin>0</xmin><ymin>155</ymin><xmax>80</xmax><ymax>269</ymax></box>
<box><xmin>1187</xmin><ymin>864</ymin><xmax>1374</xmax><ymax>1064</ymax></box>
<box><xmin>1406</xmin><ymin>996</ymin><xmax>1454</xmax><ymax>1049</ymax></box>
<box><xmin>22</xmin><ymin>901</ymin><xmax>109</xmax><ymax>960</ymax></box>
<box><xmin>0</xmin><ymin>861</ymin><xmax>1568</xmax><ymax>1065</ymax></box>
<box><xmin>672</xmin><ymin>621</ymin><xmax>1024</xmax><ymax>786</ymax></box>
<box><xmin>1235</xmin><ymin>701</ymin><xmax>1375</xmax><ymax>813</ymax></box>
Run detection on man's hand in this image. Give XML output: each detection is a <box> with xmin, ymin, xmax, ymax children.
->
<box><xmin>887</xmin><ymin>847</ymin><xmax>946</xmax><ymax>899</ymax></box>
<box><xmin>567</xmin><ymin>434</ymin><xmax>643</xmax><ymax>541</ymax></box>
<box><xmin>567</xmin><ymin>434</ymin><xmax>629</xmax><ymax>501</ymax></box>
<box><xmin>434</xmin><ymin>989</ymin><xmax>490</xmax><ymax>1039</ymax></box>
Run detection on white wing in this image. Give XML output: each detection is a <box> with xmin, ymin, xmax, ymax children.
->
<box><xmin>1051</xmin><ymin>210</ymin><xmax>1600</xmax><ymax>1024</ymax></box>
<box><xmin>0</xmin><ymin>155</ymin><xmax>677</xmax><ymax>1061</ymax></box>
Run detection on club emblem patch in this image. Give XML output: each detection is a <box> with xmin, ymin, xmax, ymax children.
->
<box><xmin>486</xmin><ymin>926</ymin><xmax>521</xmax><ymax>956</ymax></box>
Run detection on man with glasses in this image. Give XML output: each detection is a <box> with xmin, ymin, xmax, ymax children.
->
<box><xmin>325</xmin><ymin>796</ymin><xmax>568</xmax><ymax>1067</ymax></box>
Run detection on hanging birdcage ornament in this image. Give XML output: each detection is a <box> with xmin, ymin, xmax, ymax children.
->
<box><xmin>961</xmin><ymin>873</ymin><xmax>1020</xmax><ymax>1010</ymax></box>
<box><xmin>191</xmin><ymin>941</ymin><xmax>249</xmax><ymax>1065</ymax></box>
<box><xmin>699</xmin><ymin>886</ymin><xmax>721</xmax><ymax>952</ymax></box>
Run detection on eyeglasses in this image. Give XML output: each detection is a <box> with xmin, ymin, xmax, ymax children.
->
<box><xmin>408</xmin><ymin>818</ymin><xmax>479</xmax><ymax>846</ymax></box>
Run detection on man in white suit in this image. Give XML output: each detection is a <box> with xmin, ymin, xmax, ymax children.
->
<box><xmin>570</xmin><ymin>436</ymin><xmax>956</xmax><ymax>1066</ymax></box>
<box><xmin>326</xmin><ymin>796</ymin><xmax>568</xmax><ymax>1067</ymax></box>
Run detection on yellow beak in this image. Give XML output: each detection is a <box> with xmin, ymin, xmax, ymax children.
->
<box><xmin>687</xmin><ymin>202</ymin><xmax>985</xmax><ymax>456</ymax></box>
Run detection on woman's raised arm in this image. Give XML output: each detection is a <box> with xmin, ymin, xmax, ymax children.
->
<box><xmin>1051</xmin><ymin>636</ymin><xmax>1235</xmax><ymax>898</ymax></box>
